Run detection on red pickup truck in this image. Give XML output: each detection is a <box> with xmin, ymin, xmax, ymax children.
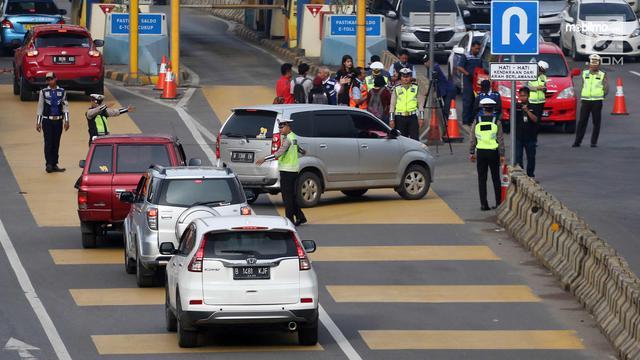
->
<box><xmin>76</xmin><ymin>134</ymin><xmax>199</xmax><ymax>248</ymax></box>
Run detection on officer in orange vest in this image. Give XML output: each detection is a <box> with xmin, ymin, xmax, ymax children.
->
<box><xmin>349</xmin><ymin>67</ymin><xmax>368</xmax><ymax>109</ymax></box>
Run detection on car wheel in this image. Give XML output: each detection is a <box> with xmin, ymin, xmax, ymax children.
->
<box><xmin>19</xmin><ymin>75</ymin><xmax>32</xmax><ymax>102</ymax></box>
<box><xmin>298</xmin><ymin>317</ymin><xmax>318</xmax><ymax>346</ymax></box>
<box><xmin>136</xmin><ymin>251</ymin><xmax>156</xmax><ymax>287</ymax></box>
<box><xmin>124</xmin><ymin>243</ymin><xmax>136</xmax><ymax>274</ymax></box>
<box><xmin>165</xmin><ymin>285</ymin><xmax>177</xmax><ymax>332</ymax></box>
<box><xmin>177</xmin><ymin>294</ymin><xmax>199</xmax><ymax>348</ymax></box>
<box><xmin>397</xmin><ymin>164</ymin><xmax>431</xmax><ymax>200</ymax></box>
<box><xmin>246</xmin><ymin>189</ymin><xmax>260</xmax><ymax>204</ymax></box>
<box><xmin>88</xmin><ymin>80</ymin><xmax>104</xmax><ymax>95</ymax></box>
<box><xmin>501</xmin><ymin>120</ymin><xmax>510</xmax><ymax>134</ymax></box>
<box><xmin>296</xmin><ymin>171</ymin><xmax>322</xmax><ymax>208</ymax></box>
<box><xmin>563</xmin><ymin>120</ymin><xmax>576</xmax><ymax>134</ymax></box>
<box><xmin>341</xmin><ymin>189</ymin><xmax>368</xmax><ymax>197</ymax></box>
<box><xmin>80</xmin><ymin>221</ymin><xmax>97</xmax><ymax>248</ymax></box>
<box><xmin>13</xmin><ymin>70</ymin><xmax>19</xmax><ymax>95</ymax></box>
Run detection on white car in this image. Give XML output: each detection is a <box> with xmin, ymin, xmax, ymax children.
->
<box><xmin>162</xmin><ymin>215</ymin><xmax>319</xmax><ymax>348</ymax></box>
<box><xmin>448</xmin><ymin>26</ymin><xmax>489</xmax><ymax>92</ymax></box>
<box><xmin>559</xmin><ymin>0</ymin><xmax>640</xmax><ymax>60</ymax></box>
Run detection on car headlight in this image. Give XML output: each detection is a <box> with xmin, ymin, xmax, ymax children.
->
<box><xmin>498</xmin><ymin>84</ymin><xmax>511</xmax><ymax>98</ymax></box>
<box><xmin>579</xmin><ymin>28</ymin><xmax>597</xmax><ymax>37</ymax></box>
<box><xmin>556</xmin><ymin>86</ymin><xmax>575</xmax><ymax>99</ymax></box>
<box><xmin>420</xmin><ymin>143</ymin><xmax>430</xmax><ymax>152</ymax></box>
<box><xmin>630</xmin><ymin>28</ymin><xmax>640</xmax><ymax>38</ymax></box>
<box><xmin>401</xmin><ymin>25</ymin><xmax>416</xmax><ymax>33</ymax></box>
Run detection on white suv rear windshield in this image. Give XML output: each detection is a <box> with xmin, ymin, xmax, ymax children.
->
<box><xmin>158</xmin><ymin>178</ymin><xmax>244</xmax><ymax>207</ymax></box>
<box><xmin>222</xmin><ymin>110</ymin><xmax>277</xmax><ymax>139</ymax></box>
<box><xmin>204</xmin><ymin>231</ymin><xmax>297</xmax><ymax>260</ymax></box>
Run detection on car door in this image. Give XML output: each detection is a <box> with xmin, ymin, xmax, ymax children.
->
<box><xmin>84</xmin><ymin>144</ymin><xmax>114</xmax><ymax>216</ymax></box>
<box><xmin>127</xmin><ymin>174</ymin><xmax>148</xmax><ymax>257</ymax></box>
<box><xmin>311</xmin><ymin>111</ymin><xmax>359</xmax><ymax>183</ymax></box>
<box><xmin>350</xmin><ymin>112</ymin><xmax>402</xmax><ymax>183</ymax></box>
<box><xmin>168</xmin><ymin>224</ymin><xmax>196</xmax><ymax>307</ymax></box>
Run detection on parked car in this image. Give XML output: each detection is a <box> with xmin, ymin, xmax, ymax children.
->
<box><xmin>13</xmin><ymin>24</ymin><xmax>104</xmax><ymax>101</ymax></box>
<box><xmin>540</xmin><ymin>0</ymin><xmax>569</xmax><ymax>43</ymax></box>
<box><xmin>216</xmin><ymin>104</ymin><xmax>435</xmax><ymax>207</ymax></box>
<box><xmin>0</xmin><ymin>0</ymin><xmax>66</xmax><ymax>54</ymax></box>
<box><xmin>448</xmin><ymin>25</ymin><xmax>489</xmax><ymax>92</ymax></box>
<box><xmin>119</xmin><ymin>165</ymin><xmax>254</xmax><ymax>287</ymax></box>
<box><xmin>456</xmin><ymin>0</ymin><xmax>491</xmax><ymax>24</ymax></box>
<box><xmin>370</xmin><ymin>0</ymin><xmax>468</xmax><ymax>57</ymax></box>
<box><xmin>559</xmin><ymin>0</ymin><xmax>640</xmax><ymax>60</ymax></box>
<box><xmin>75</xmin><ymin>134</ymin><xmax>198</xmax><ymax>248</ymax></box>
<box><xmin>162</xmin><ymin>215</ymin><xmax>318</xmax><ymax>348</ymax></box>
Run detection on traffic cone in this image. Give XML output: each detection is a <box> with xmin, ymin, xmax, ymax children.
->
<box><xmin>500</xmin><ymin>164</ymin><xmax>509</xmax><ymax>204</ymax></box>
<box><xmin>611</xmin><ymin>77</ymin><xmax>628</xmax><ymax>115</ymax></box>
<box><xmin>444</xmin><ymin>99</ymin><xmax>463</xmax><ymax>143</ymax></box>
<box><xmin>154</xmin><ymin>55</ymin><xmax>167</xmax><ymax>91</ymax></box>
<box><xmin>426</xmin><ymin>108</ymin><xmax>442</xmax><ymax>145</ymax></box>
<box><xmin>160</xmin><ymin>67</ymin><xmax>177</xmax><ymax>99</ymax></box>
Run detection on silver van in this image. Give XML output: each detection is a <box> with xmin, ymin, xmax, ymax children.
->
<box><xmin>216</xmin><ymin>104</ymin><xmax>435</xmax><ymax>207</ymax></box>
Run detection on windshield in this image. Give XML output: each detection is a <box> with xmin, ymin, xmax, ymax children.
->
<box><xmin>502</xmin><ymin>53</ymin><xmax>568</xmax><ymax>77</ymax></box>
<box><xmin>222</xmin><ymin>110</ymin><xmax>277</xmax><ymax>139</ymax></box>
<box><xmin>401</xmin><ymin>0</ymin><xmax>458</xmax><ymax>17</ymax></box>
<box><xmin>116</xmin><ymin>144</ymin><xmax>171</xmax><ymax>173</ymax></box>
<box><xmin>204</xmin><ymin>231</ymin><xmax>297</xmax><ymax>260</ymax></box>
<box><xmin>35</xmin><ymin>33</ymin><xmax>90</xmax><ymax>48</ymax></box>
<box><xmin>158</xmin><ymin>178</ymin><xmax>244</xmax><ymax>207</ymax></box>
<box><xmin>579</xmin><ymin>3</ymin><xmax>636</xmax><ymax>22</ymax></box>
<box><xmin>6</xmin><ymin>0</ymin><xmax>59</xmax><ymax>15</ymax></box>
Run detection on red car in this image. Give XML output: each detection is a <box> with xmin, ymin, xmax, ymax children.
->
<box><xmin>75</xmin><ymin>135</ymin><xmax>195</xmax><ymax>248</ymax></box>
<box><xmin>13</xmin><ymin>24</ymin><xmax>104</xmax><ymax>101</ymax></box>
<box><xmin>474</xmin><ymin>41</ymin><xmax>581</xmax><ymax>133</ymax></box>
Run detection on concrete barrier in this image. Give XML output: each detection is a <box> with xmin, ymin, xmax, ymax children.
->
<box><xmin>498</xmin><ymin>167</ymin><xmax>640</xmax><ymax>359</ymax></box>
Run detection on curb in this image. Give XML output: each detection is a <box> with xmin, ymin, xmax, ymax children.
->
<box><xmin>105</xmin><ymin>69</ymin><xmax>189</xmax><ymax>86</ymax></box>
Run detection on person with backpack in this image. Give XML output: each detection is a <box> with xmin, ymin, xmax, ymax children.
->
<box><xmin>291</xmin><ymin>63</ymin><xmax>313</xmax><ymax>104</ymax></box>
<box><xmin>367</xmin><ymin>76</ymin><xmax>391</xmax><ymax>123</ymax></box>
<box><xmin>308</xmin><ymin>76</ymin><xmax>330</xmax><ymax>104</ymax></box>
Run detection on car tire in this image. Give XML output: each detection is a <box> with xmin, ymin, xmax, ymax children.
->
<box><xmin>563</xmin><ymin>120</ymin><xmax>576</xmax><ymax>134</ymax></box>
<box><xmin>13</xmin><ymin>70</ymin><xmax>19</xmax><ymax>95</ymax></box>
<box><xmin>341</xmin><ymin>189</ymin><xmax>368</xmax><ymax>197</ymax></box>
<box><xmin>246</xmin><ymin>189</ymin><xmax>260</xmax><ymax>204</ymax></box>
<box><xmin>124</xmin><ymin>244</ymin><xmax>136</xmax><ymax>274</ymax></box>
<box><xmin>501</xmin><ymin>120</ymin><xmax>510</xmax><ymax>134</ymax></box>
<box><xmin>80</xmin><ymin>221</ymin><xmax>97</xmax><ymax>248</ymax></box>
<box><xmin>296</xmin><ymin>171</ymin><xmax>322</xmax><ymax>208</ymax></box>
<box><xmin>397</xmin><ymin>164</ymin><xmax>431</xmax><ymax>200</ymax></box>
<box><xmin>298</xmin><ymin>318</ymin><xmax>319</xmax><ymax>346</ymax></box>
<box><xmin>19</xmin><ymin>75</ymin><xmax>32</xmax><ymax>102</ymax></box>
<box><xmin>165</xmin><ymin>286</ymin><xmax>177</xmax><ymax>332</ymax></box>
<box><xmin>136</xmin><ymin>251</ymin><xmax>156</xmax><ymax>287</ymax></box>
<box><xmin>177</xmin><ymin>294</ymin><xmax>199</xmax><ymax>348</ymax></box>
<box><xmin>87</xmin><ymin>80</ymin><xmax>104</xmax><ymax>96</ymax></box>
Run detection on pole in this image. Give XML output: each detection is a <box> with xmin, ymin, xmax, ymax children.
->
<box><xmin>428</xmin><ymin>0</ymin><xmax>435</xmax><ymax>133</ymax></box>
<box><xmin>171</xmin><ymin>0</ymin><xmax>180</xmax><ymax>85</ymax></box>
<box><xmin>356</xmin><ymin>0</ymin><xmax>366</xmax><ymax>67</ymax></box>
<box><xmin>128</xmin><ymin>0</ymin><xmax>139</xmax><ymax>82</ymax></box>
<box><xmin>510</xmin><ymin>55</ymin><xmax>516</xmax><ymax>165</ymax></box>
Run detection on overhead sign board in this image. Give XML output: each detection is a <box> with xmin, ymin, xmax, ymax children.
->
<box><xmin>491</xmin><ymin>1</ymin><xmax>539</xmax><ymax>55</ymax></box>
<box><xmin>490</xmin><ymin>62</ymin><xmax>538</xmax><ymax>81</ymax></box>
<box><xmin>108</xmin><ymin>13</ymin><xmax>166</xmax><ymax>36</ymax></box>
<box><xmin>329</xmin><ymin>15</ymin><xmax>382</xmax><ymax>36</ymax></box>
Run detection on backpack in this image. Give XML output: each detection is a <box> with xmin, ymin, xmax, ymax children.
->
<box><xmin>367</xmin><ymin>89</ymin><xmax>385</xmax><ymax>119</ymax></box>
<box><xmin>293</xmin><ymin>77</ymin><xmax>310</xmax><ymax>104</ymax></box>
<box><xmin>310</xmin><ymin>88</ymin><xmax>329</xmax><ymax>104</ymax></box>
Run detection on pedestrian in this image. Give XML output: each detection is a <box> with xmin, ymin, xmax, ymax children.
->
<box><xmin>365</xmin><ymin>61</ymin><xmax>390</xmax><ymax>91</ymax></box>
<box><xmin>86</xmin><ymin>94</ymin><xmax>135</xmax><ymax>144</ymax></box>
<box><xmin>336</xmin><ymin>55</ymin><xmax>355</xmax><ymax>106</ymax></box>
<box><xmin>349</xmin><ymin>67</ymin><xmax>368</xmax><ymax>109</ymax></box>
<box><xmin>514</xmin><ymin>87</ymin><xmax>539</xmax><ymax>178</ymax></box>
<box><xmin>457</xmin><ymin>41</ymin><xmax>483</xmax><ymax>125</ymax></box>
<box><xmin>291</xmin><ymin>62</ymin><xmax>313</xmax><ymax>104</ymax></box>
<box><xmin>36</xmin><ymin>72</ymin><xmax>69</xmax><ymax>173</ymax></box>
<box><xmin>367</xmin><ymin>75</ymin><xmax>391</xmax><ymax>123</ymax></box>
<box><xmin>390</xmin><ymin>67</ymin><xmax>425</xmax><ymax>140</ymax></box>
<box><xmin>389</xmin><ymin>49</ymin><xmax>416</xmax><ymax>83</ymax></box>
<box><xmin>473</xmin><ymin>80</ymin><xmax>502</xmax><ymax>120</ymax></box>
<box><xmin>423</xmin><ymin>53</ymin><xmax>456</xmax><ymax>122</ymax></box>
<box><xmin>573</xmin><ymin>54</ymin><xmax>608</xmax><ymax>148</ymax></box>
<box><xmin>275</xmin><ymin>63</ymin><xmax>295</xmax><ymax>104</ymax></box>
<box><xmin>308</xmin><ymin>76</ymin><xmax>330</xmax><ymax>104</ymax></box>
<box><xmin>527</xmin><ymin>60</ymin><xmax>549</xmax><ymax>124</ymax></box>
<box><xmin>469</xmin><ymin>98</ymin><xmax>506</xmax><ymax>211</ymax></box>
<box><xmin>317</xmin><ymin>66</ymin><xmax>338</xmax><ymax>105</ymax></box>
<box><xmin>256</xmin><ymin>118</ymin><xmax>307</xmax><ymax>226</ymax></box>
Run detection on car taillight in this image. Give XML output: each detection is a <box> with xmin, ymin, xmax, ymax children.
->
<box><xmin>301</xmin><ymin>298</ymin><xmax>313</xmax><ymax>303</ymax></box>
<box><xmin>293</xmin><ymin>232</ymin><xmax>311</xmax><ymax>270</ymax></box>
<box><xmin>78</xmin><ymin>191</ymin><xmax>88</xmax><ymax>209</ymax></box>
<box><xmin>271</xmin><ymin>133</ymin><xmax>281</xmax><ymax>154</ymax></box>
<box><xmin>240</xmin><ymin>206</ymin><xmax>251</xmax><ymax>215</ymax></box>
<box><xmin>88</xmin><ymin>50</ymin><xmax>100</xmax><ymax>57</ymax></box>
<box><xmin>189</xmin><ymin>299</ymin><xmax>203</xmax><ymax>305</ymax></box>
<box><xmin>146</xmin><ymin>208</ymin><xmax>158</xmax><ymax>230</ymax></box>
<box><xmin>56</xmin><ymin>19</ymin><xmax>65</xmax><ymax>24</ymax></box>
<box><xmin>188</xmin><ymin>236</ymin><xmax>206</xmax><ymax>272</ymax></box>
<box><xmin>1</xmin><ymin>19</ymin><xmax>13</xmax><ymax>29</ymax></box>
<box><xmin>26</xmin><ymin>48</ymin><xmax>38</xmax><ymax>57</ymax></box>
<box><xmin>215</xmin><ymin>132</ymin><xmax>221</xmax><ymax>159</ymax></box>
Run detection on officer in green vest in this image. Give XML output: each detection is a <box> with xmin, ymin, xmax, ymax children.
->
<box><xmin>365</xmin><ymin>61</ymin><xmax>389</xmax><ymax>90</ymax></box>
<box><xmin>527</xmin><ymin>60</ymin><xmax>549</xmax><ymax>123</ymax></box>
<box><xmin>86</xmin><ymin>94</ymin><xmax>135</xmax><ymax>144</ymax></box>
<box><xmin>256</xmin><ymin>118</ymin><xmax>308</xmax><ymax>226</ymax></box>
<box><xmin>573</xmin><ymin>54</ymin><xmax>608</xmax><ymax>148</ymax></box>
<box><xmin>469</xmin><ymin>98</ymin><xmax>505</xmax><ymax>211</ymax></box>
<box><xmin>389</xmin><ymin>67</ymin><xmax>425</xmax><ymax>140</ymax></box>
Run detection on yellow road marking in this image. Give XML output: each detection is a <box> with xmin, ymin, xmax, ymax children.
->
<box><xmin>360</xmin><ymin>330</ymin><xmax>584</xmax><ymax>350</ymax></box>
<box><xmin>202</xmin><ymin>86</ymin><xmax>275</xmax><ymax>124</ymax></box>
<box><xmin>327</xmin><ymin>285</ymin><xmax>540</xmax><ymax>303</ymax></box>
<box><xmin>0</xmin><ymin>86</ymin><xmax>140</xmax><ymax>227</ymax></box>
<box><xmin>91</xmin><ymin>334</ymin><xmax>324</xmax><ymax>354</ymax></box>
<box><xmin>49</xmin><ymin>249</ymin><xmax>122</xmax><ymax>265</ymax></box>
<box><xmin>268</xmin><ymin>189</ymin><xmax>464</xmax><ymax>224</ymax></box>
<box><xmin>310</xmin><ymin>246</ymin><xmax>500</xmax><ymax>261</ymax></box>
<box><xmin>70</xmin><ymin>288</ymin><xmax>163</xmax><ymax>306</ymax></box>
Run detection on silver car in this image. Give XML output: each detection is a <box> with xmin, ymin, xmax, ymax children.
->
<box><xmin>540</xmin><ymin>0</ymin><xmax>569</xmax><ymax>43</ymax></box>
<box><xmin>216</xmin><ymin>104</ymin><xmax>435</xmax><ymax>207</ymax></box>
<box><xmin>119</xmin><ymin>166</ymin><xmax>254</xmax><ymax>287</ymax></box>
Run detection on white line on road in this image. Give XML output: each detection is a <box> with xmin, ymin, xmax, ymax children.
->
<box><xmin>319</xmin><ymin>305</ymin><xmax>363</xmax><ymax>360</ymax></box>
<box><xmin>629</xmin><ymin>70</ymin><xmax>640</xmax><ymax>77</ymax></box>
<box><xmin>0</xmin><ymin>220</ymin><xmax>71</xmax><ymax>360</ymax></box>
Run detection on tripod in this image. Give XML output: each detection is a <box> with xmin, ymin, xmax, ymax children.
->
<box><xmin>423</xmin><ymin>73</ymin><xmax>453</xmax><ymax>154</ymax></box>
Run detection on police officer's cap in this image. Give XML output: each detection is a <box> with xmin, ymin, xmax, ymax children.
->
<box><xmin>479</xmin><ymin>98</ymin><xmax>497</xmax><ymax>107</ymax></box>
<box><xmin>399</xmin><ymin>67</ymin><xmax>412</xmax><ymax>76</ymax></box>
<box><xmin>278</xmin><ymin>118</ymin><xmax>294</xmax><ymax>125</ymax></box>
<box><xmin>537</xmin><ymin>60</ymin><xmax>549</xmax><ymax>70</ymax></box>
<box><xmin>589</xmin><ymin>54</ymin><xmax>601</xmax><ymax>64</ymax></box>
<box><xmin>45</xmin><ymin>72</ymin><xmax>56</xmax><ymax>79</ymax></box>
<box><xmin>90</xmin><ymin>94</ymin><xmax>105</xmax><ymax>102</ymax></box>
<box><xmin>370</xmin><ymin>61</ymin><xmax>385</xmax><ymax>70</ymax></box>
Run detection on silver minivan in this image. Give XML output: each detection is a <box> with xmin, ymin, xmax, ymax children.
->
<box><xmin>216</xmin><ymin>104</ymin><xmax>435</xmax><ymax>207</ymax></box>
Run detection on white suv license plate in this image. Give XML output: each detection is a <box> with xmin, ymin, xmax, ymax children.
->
<box><xmin>231</xmin><ymin>151</ymin><xmax>254</xmax><ymax>163</ymax></box>
<box><xmin>233</xmin><ymin>266</ymin><xmax>270</xmax><ymax>280</ymax></box>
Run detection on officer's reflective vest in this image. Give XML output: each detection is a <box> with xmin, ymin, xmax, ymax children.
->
<box><xmin>42</xmin><ymin>88</ymin><xmax>65</xmax><ymax>117</ymax></box>
<box><xmin>349</xmin><ymin>82</ymin><xmax>368</xmax><ymax>109</ymax></box>
<box><xmin>528</xmin><ymin>74</ymin><xmax>547</xmax><ymax>104</ymax></box>
<box><xmin>94</xmin><ymin>114</ymin><xmax>109</xmax><ymax>135</ymax></box>
<box><xmin>475</xmin><ymin>116</ymin><xmax>499</xmax><ymax>150</ymax></box>
<box><xmin>581</xmin><ymin>70</ymin><xmax>605</xmax><ymax>101</ymax></box>
<box><xmin>278</xmin><ymin>132</ymin><xmax>299</xmax><ymax>172</ymax></box>
<box><xmin>365</xmin><ymin>74</ymin><xmax>388</xmax><ymax>90</ymax></box>
<box><xmin>394</xmin><ymin>85</ymin><xmax>418</xmax><ymax>113</ymax></box>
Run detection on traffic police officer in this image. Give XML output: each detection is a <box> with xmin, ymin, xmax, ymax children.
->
<box><xmin>256</xmin><ymin>118</ymin><xmax>307</xmax><ymax>226</ymax></box>
<box><xmin>469</xmin><ymin>98</ymin><xmax>506</xmax><ymax>211</ymax></box>
<box><xmin>86</xmin><ymin>94</ymin><xmax>134</xmax><ymax>144</ymax></box>
<box><xmin>365</xmin><ymin>61</ymin><xmax>389</xmax><ymax>90</ymax></box>
<box><xmin>527</xmin><ymin>60</ymin><xmax>549</xmax><ymax>124</ymax></box>
<box><xmin>36</xmin><ymin>72</ymin><xmax>69</xmax><ymax>173</ymax></box>
<box><xmin>389</xmin><ymin>67</ymin><xmax>424</xmax><ymax>140</ymax></box>
<box><xmin>573</xmin><ymin>54</ymin><xmax>608</xmax><ymax>148</ymax></box>
<box><xmin>473</xmin><ymin>80</ymin><xmax>502</xmax><ymax>119</ymax></box>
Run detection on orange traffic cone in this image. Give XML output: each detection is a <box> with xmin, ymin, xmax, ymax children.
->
<box><xmin>426</xmin><ymin>108</ymin><xmax>442</xmax><ymax>144</ymax></box>
<box><xmin>500</xmin><ymin>164</ymin><xmax>509</xmax><ymax>204</ymax></box>
<box><xmin>154</xmin><ymin>55</ymin><xmax>167</xmax><ymax>90</ymax></box>
<box><xmin>160</xmin><ymin>67</ymin><xmax>177</xmax><ymax>99</ymax></box>
<box><xmin>611</xmin><ymin>77</ymin><xmax>628</xmax><ymax>115</ymax></box>
<box><xmin>444</xmin><ymin>99</ymin><xmax>463</xmax><ymax>143</ymax></box>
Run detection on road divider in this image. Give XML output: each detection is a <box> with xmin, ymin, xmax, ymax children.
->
<box><xmin>498</xmin><ymin>167</ymin><xmax>640</xmax><ymax>359</ymax></box>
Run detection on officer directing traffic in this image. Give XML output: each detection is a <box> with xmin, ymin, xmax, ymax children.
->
<box><xmin>365</xmin><ymin>61</ymin><xmax>389</xmax><ymax>90</ymax></box>
<box><xmin>527</xmin><ymin>60</ymin><xmax>549</xmax><ymax>123</ymax></box>
<box><xmin>469</xmin><ymin>98</ymin><xmax>506</xmax><ymax>211</ymax></box>
<box><xmin>573</xmin><ymin>54</ymin><xmax>608</xmax><ymax>148</ymax></box>
<box><xmin>256</xmin><ymin>119</ymin><xmax>307</xmax><ymax>226</ymax></box>
<box><xmin>86</xmin><ymin>94</ymin><xmax>135</xmax><ymax>144</ymax></box>
<box><xmin>389</xmin><ymin>67</ymin><xmax>424</xmax><ymax>140</ymax></box>
<box><xmin>36</xmin><ymin>72</ymin><xmax>69</xmax><ymax>173</ymax></box>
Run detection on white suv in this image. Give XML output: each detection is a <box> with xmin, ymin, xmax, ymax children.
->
<box><xmin>161</xmin><ymin>215</ymin><xmax>319</xmax><ymax>348</ymax></box>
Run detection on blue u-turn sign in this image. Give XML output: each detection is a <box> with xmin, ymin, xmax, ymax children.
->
<box><xmin>491</xmin><ymin>1</ymin><xmax>539</xmax><ymax>55</ymax></box>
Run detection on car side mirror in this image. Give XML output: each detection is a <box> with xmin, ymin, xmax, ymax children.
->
<box><xmin>79</xmin><ymin>159</ymin><xmax>86</xmax><ymax>168</ymax></box>
<box><xmin>59</xmin><ymin>9</ymin><xmax>67</xmax><ymax>15</ymax></box>
<box><xmin>386</xmin><ymin>10</ymin><xmax>397</xmax><ymax>19</ymax></box>
<box><xmin>571</xmin><ymin>68</ymin><xmax>581</xmax><ymax>77</ymax></box>
<box><xmin>93</xmin><ymin>39</ymin><xmax>104</xmax><ymax>48</ymax></box>
<box><xmin>462</xmin><ymin>9</ymin><xmax>471</xmax><ymax>18</ymax></box>
<box><xmin>118</xmin><ymin>191</ymin><xmax>135</xmax><ymax>203</ymax></box>
<box><xmin>388</xmin><ymin>128</ymin><xmax>401</xmax><ymax>138</ymax></box>
<box><xmin>159</xmin><ymin>242</ymin><xmax>178</xmax><ymax>255</ymax></box>
<box><xmin>244</xmin><ymin>190</ymin><xmax>257</xmax><ymax>203</ymax></box>
<box><xmin>302</xmin><ymin>240</ymin><xmax>316</xmax><ymax>253</ymax></box>
<box><xmin>188</xmin><ymin>158</ymin><xmax>202</xmax><ymax>166</ymax></box>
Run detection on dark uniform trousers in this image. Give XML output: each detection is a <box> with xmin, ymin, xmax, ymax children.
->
<box><xmin>575</xmin><ymin>100</ymin><xmax>602</xmax><ymax>146</ymax></box>
<box><xmin>43</xmin><ymin>118</ymin><xmax>63</xmax><ymax>167</ymax></box>
<box><xmin>476</xmin><ymin>149</ymin><xmax>501</xmax><ymax>208</ymax></box>
<box><xmin>529</xmin><ymin>103</ymin><xmax>545</xmax><ymax>124</ymax></box>
<box><xmin>395</xmin><ymin>114</ymin><xmax>419</xmax><ymax>140</ymax></box>
<box><xmin>280</xmin><ymin>171</ymin><xmax>306</xmax><ymax>223</ymax></box>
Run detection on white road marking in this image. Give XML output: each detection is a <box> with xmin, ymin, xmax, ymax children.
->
<box><xmin>211</xmin><ymin>15</ymin><xmax>285</xmax><ymax>65</ymax></box>
<box><xmin>319</xmin><ymin>305</ymin><xmax>363</xmax><ymax>360</ymax></box>
<box><xmin>0</xmin><ymin>221</ymin><xmax>71</xmax><ymax>360</ymax></box>
<box><xmin>4</xmin><ymin>337</ymin><xmax>40</xmax><ymax>359</ymax></box>
<box><xmin>629</xmin><ymin>70</ymin><xmax>640</xmax><ymax>77</ymax></box>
